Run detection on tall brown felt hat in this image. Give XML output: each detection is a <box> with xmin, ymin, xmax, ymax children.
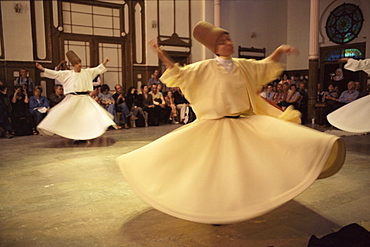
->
<box><xmin>193</xmin><ymin>21</ymin><xmax>228</xmax><ymax>54</ymax></box>
<box><xmin>66</xmin><ymin>50</ymin><xmax>81</xmax><ymax>66</ymax></box>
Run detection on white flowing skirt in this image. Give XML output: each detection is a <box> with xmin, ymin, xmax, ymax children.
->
<box><xmin>37</xmin><ymin>94</ymin><xmax>116</xmax><ymax>140</ymax></box>
<box><xmin>117</xmin><ymin>115</ymin><xmax>345</xmax><ymax>224</ymax></box>
<box><xmin>327</xmin><ymin>95</ymin><xmax>370</xmax><ymax>133</ymax></box>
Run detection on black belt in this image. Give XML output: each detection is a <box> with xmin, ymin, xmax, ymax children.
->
<box><xmin>225</xmin><ymin>115</ymin><xmax>240</xmax><ymax>119</ymax></box>
<box><xmin>70</xmin><ymin>92</ymin><xmax>89</xmax><ymax>95</ymax></box>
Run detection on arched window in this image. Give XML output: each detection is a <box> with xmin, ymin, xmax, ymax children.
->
<box><xmin>323</xmin><ymin>48</ymin><xmax>362</xmax><ymax>61</ymax></box>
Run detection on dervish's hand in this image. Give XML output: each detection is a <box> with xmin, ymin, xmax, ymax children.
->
<box><xmin>278</xmin><ymin>45</ymin><xmax>299</xmax><ymax>56</ymax></box>
<box><xmin>35</xmin><ymin>63</ymin><xmax>45</xmax><ymax>71</ymax></box>
<box><xmin>339</xmin><ymin>58</ymin><xmax>349</xmax><ymax>63</ymax></box>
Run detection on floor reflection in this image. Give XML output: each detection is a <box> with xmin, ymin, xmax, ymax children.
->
<box><xmin>38</xmin><ymin>136</ymin><xmax>116</xmax><ymax>148</ymax></box>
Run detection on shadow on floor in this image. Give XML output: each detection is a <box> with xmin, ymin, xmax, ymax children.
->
<box><xmin>36</xmin><ymin>136</ymin><xmax>116</xmax><ymax>148</ymax></box>
<box><xmin>119</xmin><ymin>200</ymin><xmax>341</xmax><ymax>247</ymax></box>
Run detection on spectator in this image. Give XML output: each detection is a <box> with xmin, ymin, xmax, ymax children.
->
<box><xmin>98</xmin><ymin>84</ymin><xmax>121</xmax><ymax>129</ymax></box>
<box><xmin>126</xmin><ymin>86</ymin><xmax>145</xmax><ymax>124</ymax></box>
<box><xmin>337</xmin><ymin>81</ymin><xmax>359</xmax><ymax>105</ymax></box>
<box><xmin>265</xmin><ymin>84</ymin><xmax>276</xmax><ymax>101</ymax></box>
<box><xmin>141</xmin><ymin>84</ymin><xmax>160</xmax><ymax>126</ymax></box>
<box><xmin>11</xmin><ymin>85</ymin><xmax>37</xmax><ymax>135</ymax></box>
<box><xmin>285</xmin><ymin>84</ymin><xmax>301</xmax><ymax>109</ymax></box>
<box><xmin>14</xmin><ymin>68</ymin><xmax>35</xmax><ymax>96</ymax></box>
<box><xmin>149</xmin><ymin>84</ymin><xmax>171</xmax><ymax>124</ymax></box>
<box><xmin>279</xmin><ymin>73</ymin><xmax>291</xmax><ymax>85</ymax></box>
<box><xmin>0</xmin><ymin>82</ymin><xmax>13</xmax><ymax>138</ymax></box>
<box><xmin>164</xmin><ymin>90</ymin><xmax>178</xmax><ymax>123</ymax></box>
<box><xmin>49</xmin><ymin>84</ymin><xmax>65</xmax><ymax>108</ymax></box>
<box><xmin>147</xmin><ymin>69</ymin><xmax>164</xmax><ymax>90</ymax></box>
<box><xmin>272</xmin><ymin>84</ymin><xmax>287</xmax><ymax>109</ymax></box>
<box><xmin>112</xmin><ymin>84</ymin><xmax>134</xmax><ymax>129</ymax></box>
<box><xmin>29</xmin><ymin>85</ymin><xmax>50</xmax><ymax>126</ymax></box>
<box><xmin>173</xmin><ymin>87</ymin><xmax>191</xmax><ymax>124</ymax></box>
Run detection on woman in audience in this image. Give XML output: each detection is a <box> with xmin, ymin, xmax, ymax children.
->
<box><xmin>29</xmin><ymin>85</ymin><xmax>50</xmax><ymax>126</ymax></box>
<box><xmin>141</xmin><ymin>85</ymin><xmax>160</xmax><ymax>126</ymax></box>
<box><xmin>126</xmin><ymin>86</ymin><xmax>145</xmax><ymax>123</ymax></box>
<box><xmin>164</xmin><ymin>90</ymin><xmax>178</xmax><ymax>123</ymax></box>
<box><xmin>11</xmin><ymin>85</ymin><xmax>37</xmax><ymax>135</ymax></box>
<box><xmin>285</xmin><ymin>84</ymin><xmax>301</xmax><ymax>109</ymax></box>
<box><xmin>98</xmin><ymin>84</ymin><xmax>121</xmax><ymax>128</ymax></box>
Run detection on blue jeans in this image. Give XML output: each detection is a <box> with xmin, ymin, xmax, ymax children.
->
<box><xmin>116</xmin><ymin>102</ymin><xmax>131</xmax><ymax>124</ymax></box>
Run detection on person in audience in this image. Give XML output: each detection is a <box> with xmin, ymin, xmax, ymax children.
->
<box><xmin>265</xmin><ymin>84</ymin><xmax>276</xmax><ymax>101</ymax></box>
<box><xmin>98</xmin><ymin>84</ymin><xmax>121</xmax><ymax>129</ymax></box>
<box><xmin>336</xmin><ymin>81</ymin><xmax>359</xmax><ymax>105</ymax></box>
<box><xmin>259</xmin><ymin>84</ymin><xmax>268</xmax><ymax>98</ymax></box>
<box><xmin>35</xmin><ymin>50</ymin><xmax>116</xmax><ymax>141</ymax></box>
<box><xmin>272</xmin><ymin>83</ymin><xmax>287</xmax><ymax>109</ymax></box>
<box><xmin>330</xmin><ymin>67</ymin><xmax>346</xmax><ymax>93</ymax></box>
<box><xmin>126</xmin><ymin>86</ymin><xmax>145</xmax><ymax>123</ymax></box>
<box><xmin>0</xmin><ymin>82</ymin><xmax>13</xmax><ymax>138</ymax></box>
<box><xmin>90</xmin><ymin>85</ymin><xmax>102</xmax><ymax>104</ymax></box>
<box><xmin>285</xmin><ymin>84</ymin><xmax>301</xmax><ymax>109</ymax></box>
<box><xmin>291</xmin><ymin>74</ymin><xmax>300</xmax><ymax>85</ymax></box>
<box><xmin>112</xmin><ymin>84</ymin><xmax>133</xmax><ymax>129</ymax></box>
<box><xmin>279</xmin><ymin>73</ymin><xmax>291</xmax><ymax>85</ymax></box>
<box><xmin>11</xmin><ymin>85</ymin><xmax>37</xmax><ymax>135</ymax></box>
<box><xmin>29</xmin><ymin>85</ymin><xmax>50</xmax><ymax>126</ymax></box>
<box><xmin>297</xmin><ymin>82</ymin><xmax>308</xmax><ymax>124</ymax></box>
<box><xmin>14</xmin><ymin>68</ymin><xmax>35</xmax><ymax>96</ymax></box>
<box><xmin>164</xmin><ymin>90</ymin><xmax>178</xmax><ymax>123</ymax></box>
<box><xmin>147</xmin><ymin>69</ymin><xmax>164</xmax><ymax>90</ymax></box>
<box><xmin>49</xmin><ymin>84</ymin><xmax>65</xmax><ymax>108</ymax></box>
<box><xmin>141</xmin><ymin>84</ymin><xmax>160</xmax><ymax>126</ymax></box>
<box><xmin>173</xmin><ymin>87</ymin><xmax>191</xmax><ymax>124</ymax></box>
<box><xmin>149</xmin><ymin>83</ymin><xmax>171</xmax><ymax>124</ymax></box>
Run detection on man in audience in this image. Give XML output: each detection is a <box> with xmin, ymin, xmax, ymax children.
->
<box><xmin>337</xmin><ymin>81</ymin><xmax>359</xmax><ymax>105</ymax></box>
<box><xmin>150</xmin><ymin>84</ymin><xmax>171</xmax><ymax>124</ymax></box>
<box><xmin>147</xmin><ymin>69</ymin><xmax>163</xmax><ymax>90</ymax></box>
<box><xmin>272</xmin><ymin>84</ymin><xmax>287</xmax><ymax>109</ymax></box>
<box><xmin>265</xmin><ymin>84</ymin><xmax>276</xmax><ymax>101</ymax></box>
<box><xmin>49</xmin><ymin>84</ymin><xmax>65</xmax><ymax>108</ymax></box>
<box><xmin>112</xmin><ymin>84</ymin><xmax>135</xmax><ymax>128</ymax></box>
<box><xmin>14</xmin><ymin>68</ymin><xmax>35</xmax><ymax>96</ymax></box>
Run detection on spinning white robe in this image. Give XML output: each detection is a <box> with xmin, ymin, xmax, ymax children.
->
<box><xmin>37</xmin><ymin>64</ymin><xmax>116</xmax><ymax>140</ymax></box>
<box><xmin>117</xmin><ymin>58</ymin><xmax>346</xmax><ymax>224</ymax></box>
<box><xmin>327</xmin><ymin>58</ymin><xmax>370</xmax><ymax>133</ymax></box>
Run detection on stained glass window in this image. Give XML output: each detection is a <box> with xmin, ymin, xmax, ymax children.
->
<box><xmin>326</xmin><ymin>3</ymin><xmax>363</xmax><ymax>44</ymax></box>
<box><xmin>324</xmin><ymin>48</ymin><xmax>362</xmax><ymax>61</ymax></box>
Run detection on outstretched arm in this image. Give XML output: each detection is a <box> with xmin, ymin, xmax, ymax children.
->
<box><xmin>149</xmin><ymin>39</ymin><xmax>174</xmax><ymax>69</ymax></box>
<box><xmin>266</xmin><ymin>45</ymin><xmax>299</xmax><ymax>63</ymax></box>
<box><xmin>35</xmin><ymin>63</ymin><xmax>45</xmax><ymax>72</ymax></box>
<box><xmin>102</xmin><ymin>57</ymin><xmax>110</xmax><ymax>67</ymax></box>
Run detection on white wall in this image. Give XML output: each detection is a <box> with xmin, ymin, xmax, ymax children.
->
<box><xmin>1</xmin><ymin>0</ymin><xmax>34</xmax><ymax>61</ymax></box>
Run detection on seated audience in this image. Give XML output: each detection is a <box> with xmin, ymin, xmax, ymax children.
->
<box><xmin>49</xmin><ymin>84</ymin><xmax>65</xmax><ymax>108</ymax></box>
<box><xmin>112</xmin><ymin>84</ymin><xmax>135</xmax><ymax>129</ymax></box>
<box><xmin>0</xmin><ymin>82</ymin><xmax>13</xmax><ymax>138</ymax></box>
<box><xmin>141</xmin><ymin>84</ymin><xmax>161</xmax><ymax>126</ymax></box>
<box><xmin>336</xmin><ymin>81</ymin><xmax>359</xmax><ymax>105</ymax></box>
<box><xmin>272</xmin><ymin>84</ymin><xmax>287</xmax><ymax>110</ymax></box>
<box><xmin>29</xmin><ymin>85</ymin><xmax>50</xmax><ymax>126</ymax></box>
<box><xmin>285</xmin><ymin>84</ymin><xmax>301</xmax><ymax>110</ymax></box>
<box><xmin>99</xmin><ymin>84</ymin><xmax>121</xmax><ymax>129</ymax></box>
<box><xmin>164</xmin><ymin>90</ymin><xmax>178</xmax><ymax>123</ymax></box>
<box><xmin>149</xmin><ymin>84</ymin><xmax>171</xmax><ymax>124</ymax></box>
<box><xmin>279</xmin><ymin>73</ymin><xmax>291</xmax><ymax>85</ymax></box>
<box><xmin>126</xmin><ymin>86</ymin><xmax>145</xmax><ymax>125</ymax></box>
<box><xmin>173</xmin><ymin>87</ymin><xmax>195</xmax><ymax>124</ymax></box>
<box><xmin>14</xmin><ymin>67</ymin><xmax>35</xmax><ymax>96</ymax></box>
<box><xmin>11</xmin><ymin>85</ymin><xmax>37</xmax><ymax>135</ymax></box>
<box><xmin>265</xmin><ymin>84</ymin><xmax>276</xmax><ymax>101</ymax></box>
<box><xmin>297</xmin><ymin>82</ymin><xmax>308</xmax><ymax>124</ymax></box>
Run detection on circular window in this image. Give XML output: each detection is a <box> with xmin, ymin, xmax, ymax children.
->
<box><xmin>326</xmin><ymin>3</ymin><xmax>364</xmax><ymax>44</ymax></box>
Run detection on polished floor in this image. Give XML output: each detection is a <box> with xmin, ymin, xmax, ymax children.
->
<box><xmin>0</xmin><ymin>124</ymin><xmax>369</xmax><ymax>247</ymax></box>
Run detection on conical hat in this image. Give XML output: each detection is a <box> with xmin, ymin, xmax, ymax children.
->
<box><xmin>66</xmin><ymin>50</ymin><xmax>81</xmax><ymax>66</ymax></box>
<box><xmin>193</xmin><ymin>21</ymin><xmax>228</xmax><ymax>54</ymax></box>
